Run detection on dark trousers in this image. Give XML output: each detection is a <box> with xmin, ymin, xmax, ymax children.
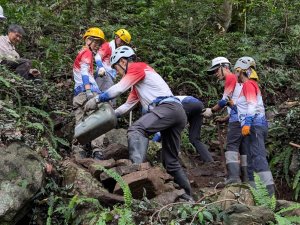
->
<box><xmin>1</xmin><ymin>58</ymin><xmax>35</xmax><ymax>80</ymax></box>
<box><xmin>128</xmin><ymin>102</ymin><xmax>187</xmax><ymax>172</ymax></box>
<box><xmin>183</xmin><ymin>101</ymin><xmax>213</xmax><ymax>162</ymax></box>
<box><xmin>245</xmin><ymin>125</ymin><xmax>274</xmax><ymax>186</ymax></box>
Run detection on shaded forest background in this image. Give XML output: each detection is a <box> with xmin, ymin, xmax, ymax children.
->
<box><xmin>0</xmin><ymin>0</ymin><xmax>299</xmax><ymax>221</ymax></box>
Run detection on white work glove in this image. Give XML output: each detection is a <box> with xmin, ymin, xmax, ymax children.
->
<box><xmin>84</xmin><ymin>96</ymin><xmax>99</xmax><ymax>112</ymax></box>
<box><xmin>202</xmin><ymin>108</ymin><xmax>213</xmax><ymax>118</ymax></box>
<box><xmin>98</xmin><ymin>67</ymin><xmax>106</xmax><ymax>77</ymax></box>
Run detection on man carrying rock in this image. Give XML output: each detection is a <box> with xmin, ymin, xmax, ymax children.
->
<box><xmin>84</xmin><ymin>46</ymin><xmax>193</xmax><ymax>202</ymax></box>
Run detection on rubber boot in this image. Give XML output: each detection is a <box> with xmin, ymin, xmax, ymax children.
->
<box><xmin>240</xmin><ymin>154</ymin><xmax>248</xmax><ymax>182</ymax></box>
<box><xmin>195</xmin><ymin>142</ymin><xmax>214</xmax><ymax>162</ymax></box>
<box><xmin>128</xmin><ymin>133</ymin><xmax>149</xmax><ymax>164</ymax></box>
<box><xmin>241</xmin><ymin>166</ymin><xmax>249</xmax><ymax>183</ymax></box>
<box><xmin>169</xmin><ymin>169</ymin><xmax>193</xmax><ymax>201</ymax></box>
<box><xmin>266</xmin><ymin>184</ymin><xmax>275</xmax><ymax>197</ymax></box>
<box><xmin>248</xmin><ymin>181</ymin><xmax>256</xmax><ymax>188</ymax></box>
<box><xmin>225</xmin><ymin>163</ymin><xmax>242</xmax><ymax>185</ymax></box>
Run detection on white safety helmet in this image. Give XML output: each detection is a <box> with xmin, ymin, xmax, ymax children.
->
<box><xmin>110</xmin><ymin>46</ymin><xmax>135</xmax><ymax>67</ymax></box>
<box><xmin>240</xmin><ymin>56</ymin><xmax>256</xmax><ymax>69</ymax></box>
<box><xmin>0</xmin><ymin>6</ymin><xmax>6</xmax><ymax>20</ymax></box>
<box><xmin>234</xmin><ymin>57</ymin><xmax>252</xmax><ymax>70</ymax></box>
<box><xmin>207</xmin><ymin>57</ymin><xmax>231</xmax><ymax>75</ymax></box>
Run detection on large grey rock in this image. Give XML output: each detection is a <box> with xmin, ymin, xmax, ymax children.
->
<box><xmin>224</xmin><ymin>204</ymin><xmax>275</xmax><ymax>225</ymax></box>
<box><xmin>114</xmin><ymin>167</ymin><xmax>174</xmax><ymax>199</ymax></box>
<box><xmin>104</xmin><ymin>128</ymin><xmax>128</xmax><ymax>147</ymax></box>
<box><xmin>62</xmin><ymin>160</ymin><xmax>123</xmax><ymax>206</ymax></box>
<box><xmin>217</xmin><ymin>184</ymin><xmax>254</xmax><ymax>210</ymax></box>
<box><xmin>0</xmin><ymin>143</ymin><xmax>44</xmax><ymax>225</ymax></box>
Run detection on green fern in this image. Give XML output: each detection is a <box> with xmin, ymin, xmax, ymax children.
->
<box><xmin>250</xmin><ymin>173</ymin><xmax>276</xmax><ymax>211</ymax></box>
<box><xmin>23</xmin><ymin>106</ymin><xmax>54</xmax><ymax>131</ymax></box>
<box><xmin>46</xmin><ymin>195</ymin><xmax>61</xmax><ymax>225</ymax></box>
<box><xmin>0</xmin><ymin>76</ymin><xmax>11</xmax><ymax>87</ymax></box>
<box><xmin>25</xmin><ymin>121</ymin><xmax>45</xmax><ymax>132</ymax></box>
<box><xmin>3</xmin><ymin>107</ymin><xmax>20</xmax><ymax>118</ymax></box>
<box><xmin>99</xmin><ymin>166</ymin><xmax>132</xmax><ymax>208</ymax></box>
<box><xmin>292</xmin><ymin>170</ymin><xmax>300</xmax><ymax>189</ymax></box>
<box><xmin>275</xmin><ymin>203</ymin><xmax>300</xmax><ymax>225</ymax></box>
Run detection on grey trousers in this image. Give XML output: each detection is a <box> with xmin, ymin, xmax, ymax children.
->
<box><xmin>128</xmin><ymin>102</ymin><xmax>187</xmax><ymax>172</ymax></box>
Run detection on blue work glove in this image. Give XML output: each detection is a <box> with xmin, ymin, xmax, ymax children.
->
<box><xmin>152</xmin><ymin>132</ymin><xmax>161</xmax><ymax>142</ymax></box>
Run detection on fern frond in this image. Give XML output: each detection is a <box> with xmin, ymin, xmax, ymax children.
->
<box><xmin>250</xmin><ymin>173</ymin><xmax>276</xmax><ymax>211</ymax></box>
<box><xmin>295</xmin><ymin>183</ymin><xmax>300</xmax><ymax>200</ymax></box>
<box><xmin>25</xmin><ymin>121</ymin><xmax>45</xmax><ymax>132</ymax></box>
<box><xmin>100</xmin><ymin>166</ymin><xmax>132</xmax><ymax>208</ymax></box>
<box><xmin>277</xmin><ymin>203</ymin><xmax>300</xmax><ymax>214</ymax></box>
<box><xmin>53</xmin><ymin>136</ymin><xmax>69</xmax><ymax>147</ymax></box>
<box><xmin>46</xmin><ymin>195</ymin><xmax>61</xmax><ymax>225</ymax></box>
<box><xmin>0</xmin><ymin>76</ymin><xmax>11</xmax><ymax>87</ymax></box>
<box><xmin>283</xmin><ymin>147</ymin><xmax>292</xmax><ymax>185</ymax></box>
<box><xmin>3</xmin><ymin>107</ymin><xmax>20</xmax><ymax>118</ymax></box>
<box><xmin>275</xmin><ymin>214</ymin><xmax>292</xmax><ymax>225</ymax></box>
<box><xmin>23</xmin><ymin>106</ymin><xmax>54</xmax><ymax>131</ymax></box>
<box><xmin>292</xmin><ymin>170</ymin><xmax>300</xmax><ymax>189</ymax></box>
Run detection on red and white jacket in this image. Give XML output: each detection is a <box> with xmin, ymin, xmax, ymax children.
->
<box><xmin>100</xmin><ymin>62</ymin><xmax>173</xmax><ymax>116</ymax></box>
<box><xmin>236</xmin><ymin>79</ymin><xmax>266</xmax><ymax>126</ymax></box>
<box><xmin>73</xmin><ymin>47</ymin><xmax>100</xmax><ymax>94</ymax></box>
<box><xmin>95</xmin><ymin>40</ymin><xmax>117</xmax><ymax>79</ymax></box>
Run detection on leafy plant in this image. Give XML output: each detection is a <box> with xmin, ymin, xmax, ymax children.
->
<box><xmin>250</xmin><ymin>173</ymin><xmax>276</xmax><ymax>211</ymax></box>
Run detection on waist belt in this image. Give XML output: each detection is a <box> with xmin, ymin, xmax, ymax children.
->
<box><xmin>74</xmin><ymin>85</ymin><xmax>101</xmax><ymax>96</ymax></box>
<box><xmin>239</xmin><ymin>114</ymin><xmax>268</xmax><ymax>127</ymax></box>
<box><xmin>148</xmin><ymin>96</ymin><xmax>181</xmax><ymax>112</ymax></box>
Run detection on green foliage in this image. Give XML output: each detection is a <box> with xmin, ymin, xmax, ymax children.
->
<box><xmin>98</xmin><ymin>166</ymin><xmax>132</xmax><ymax>208</ymax></box>
<box><xmin>274</xmin><ymin>203</ymin><xmax>300</xmax><ymax>225</ymax></box>
<box><xmin>250</xmin><ymin>173</ymin><xmax>276</xmax><ymax>211</ymax></box>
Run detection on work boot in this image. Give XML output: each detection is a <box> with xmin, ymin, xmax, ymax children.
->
<box><xmin>240</xmin><ymin>154</ymin><xmax>248</xmax><ymax>182</ymax></box>
<box><xmin>169</xmin><ymin>169</ymin><xmax>193</xmax><ymax>199</ymax></box>
<box><xmin>195</xmin><ymin>142</ymin><xmax>214</xmax><ymax>162</ymax></box>
<box><xmin>178</xmin><ymin>193</ymin><xmax>195</xmax><ymax>203</ymax></box>
<box><xmin>128</xmin><ymin>133</ymin><xmax>149</xmax><ymax>164</ymax></box>
<box><xmin>225</xmin><ymin>163</ymin><xmax>241</xmax><ymax>185</ymax></box>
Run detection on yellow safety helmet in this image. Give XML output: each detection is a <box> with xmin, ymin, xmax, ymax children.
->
<box><xmin>115</xmin><ymin>29</ymin><xmax>131</xmax><ymax>44</ymax></box>
<box><xmin>249</xmin><ymin>68</ymin><xmax>259</xmax><ymax>81</ymax></box>
<box><xmin>83</xmin><ymin>27</ymin><xmax>105</xmax><ymax>41</ymax></box>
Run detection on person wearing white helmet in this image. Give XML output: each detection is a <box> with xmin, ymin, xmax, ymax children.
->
<box><xmin>205</xmin><ymin>56</ymin><xmax>246</xmax><ymax>184</ymax></box>
<box><xmin>234</xmin><ymin>58</ymin><xmax>275</xmax><ymax>196</ymax></box>
<box><xmin>94</xmin><ymin>29</ymin><xmax>132</xmax><ymax>102</ymax></box>
<box><xmin>239</xmin><ymin>56</ymin><xmax>259</xmax><ymax>81</ymax></box>
<box><xmin>0</xmin><ymin>6</ymin><xmax>6</xmax><ymax>20</ymax></box>
<box><xmin>85</xmin><ymin>46</ymin><xmax>193</xmax><ymax>202</ymax></box>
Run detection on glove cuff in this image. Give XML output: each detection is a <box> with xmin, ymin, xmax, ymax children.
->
<box><xmin>218</xmin><ymin>99</ymin><xmax>227</xmax><ymax>108</ymax></box>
